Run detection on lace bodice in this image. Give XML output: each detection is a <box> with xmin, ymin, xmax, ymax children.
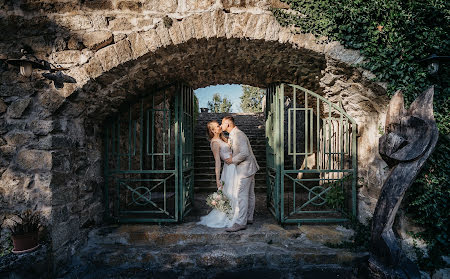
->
<box><xmin>210</xmin><ymin>139</ymin><xmax>232</xmax><ymax>161</ymax></box>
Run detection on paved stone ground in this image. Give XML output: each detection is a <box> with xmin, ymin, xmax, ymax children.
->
<box><xmin>62</xmin><ymin>193</ymin><xmax>369</xmax><ymax>278</ymax></box>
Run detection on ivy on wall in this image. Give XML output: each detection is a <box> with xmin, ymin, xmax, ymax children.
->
<box><xmin>272</xmin><ymin>0</ymin><xmax>449</xmax><ymax>271</ymax></box>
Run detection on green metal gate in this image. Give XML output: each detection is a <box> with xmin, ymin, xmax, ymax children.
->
<box><xmin>266</xmin><ymin>83</ymin><xmax>357</xmax><ymax>224</ymax></box>
<box><xmin>104</xmin><ymin>83</ymin><xmax>194</xmax><ymax>223</ymax></box>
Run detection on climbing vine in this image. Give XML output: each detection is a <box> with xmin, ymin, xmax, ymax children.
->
<box><xmin>272</xmin><ymin>0</ymin><xmax>449</xmax><ymax>271</ymax></box>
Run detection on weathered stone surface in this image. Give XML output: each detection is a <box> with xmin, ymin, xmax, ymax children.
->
<box><xmin>432</xmin><ymin>269</ymin><xmax>450</xmax><ymax>279</ymax></box>
<box><xmin>140</xmin><ymin>29</ymin><xmax>162</xmax><ymax>51</ymax></box>
<box><xmin>143</xmin><ymin>0</ymin><xmax>177</xmax><ymax>12</ymax></box>
<box><xmin>117</xmin><ymin>1</ymin><xmax>143</xmax><ymax>11</ymax></box>
<box><xmin>7</xmin><ymin>98</ymin><xmax>31</xmax><ymax>118</ymax></box>
<box><xmin>67</xmin><ymin>36</ymin><xmax>84</xmax><ymax>50</ymax></box>
<box><xmin>52</xmin><ymin>50</ymin><xmax>84</xmax><ymax>65</ymax></box>
<box><xmin>63</xmin><ymin>202</ymin><xmax>368</xmax><ymax>277</ymax></box>
<box><xmin>53</xmin><ymin>36</ymin><xmax>66</xmax><ymax>52</ymax></box>
<box><xmin>0</xmin><ymin>4</ymin><xmax>392</xmax><ymax>277</ymax></box>
<box><xmin>109</xmin><ymin>17</ymin><xmax>134</xmax><ymax>31</ymax></box>
<box><xmin>0</xmin><ymin>98</ymin><xmax>6</xmax><ymax>114</ymax></box>
<box><xmin>80</xmin><ymin>57</ymin><xmax>104</xmax><ymax>79</ymax></box>
<box><xmin>0</xmin><ymin>84</ymin><xmax>34</xmax><ymax>97</ymax></box>
<box><xmin>113</xmin><ymin>39</ymin><xmax>133</xmax><ymax>64</ymax></box>
<box><xmin>95</xmin><ymin>44</ymin><xmax>119</xmax><ymax>72</ymax></box>
<box><xmin>82</xmin><ymin>31</ymin><xmax>113</xmax><ymax>51</ymax></box>
<box><xmin>0</xmin><ymin>244</ymin><xmax>51</xmax><ymax>278</ymax></box>
<box><xmin>81</xmin><ymin>0</ymin><xmax>112</xmax><ymax>10</ymax></box>
<box><xmin>16</xmin><ymin>149</ymin><xmax>52</xmax><ymax>170</ymax></box>
<box><xmin>38</xmin><ymin>89</ymin><xmax>65</xmax><ymax>113</ymax></box>
<box><xmin>127</xmin><ymin>32</ymin><xmax>149</xmax><ymax>59</ymax></box>
<box><xmin>4</xmin><ymin>131</ymin><xmax>34</xmax><ymax>146</ymax></box>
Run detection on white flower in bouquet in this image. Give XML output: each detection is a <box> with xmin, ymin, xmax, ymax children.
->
<box><xmin>206</xmin><ymin>181</ymin><xmax>232</xmax><ymax>218</ymax></box>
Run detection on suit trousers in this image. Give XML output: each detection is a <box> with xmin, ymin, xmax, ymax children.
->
<box><xmin>236</xmin><ymin>174</ymin><xmax>255</xmax><ymax>226</ymax></box>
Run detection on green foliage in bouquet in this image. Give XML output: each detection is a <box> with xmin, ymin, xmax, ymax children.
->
<box><xmin>206</xmin><ymin>181</ymin><xmax>233</xmax><ymax>217</ymax></box>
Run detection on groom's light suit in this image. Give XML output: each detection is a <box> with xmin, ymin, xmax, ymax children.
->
<box><xmin>229</xmin><ymin>127</ymin><xmax>260</xmax><ymax>226</ymax></box>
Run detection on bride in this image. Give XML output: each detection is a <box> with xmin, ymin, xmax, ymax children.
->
<box><xmin>197</xmin><ymin>120</ymin><xmax>239</xmax><ymax>228</ymax></box>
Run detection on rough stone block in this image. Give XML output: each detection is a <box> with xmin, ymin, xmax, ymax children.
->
<box><xmin>186</xmin><ymin>0</ymin><xmax>215</xmax><ymax>10</ymax></box>
<box><xmin>4</xmin><ymin>131</ymin><xmax>34</xmax><ymax>146</ymax></box>
<box><xmin>224</xmin><ymin>13</ymin><xmax>236</xmax><ymax>39</ymax></box>
<box><xmin>81</xmin><ymin>0</ymin><xmax>112</xmax><ymax>10</ymax></box>
<box><xmin>254</xmin><ymin>14</ymin><xmax>270</xmax><ymax>40</ymax></box>
<box><xmin>53</xmin><ymin>37</ymin><xmax>66</xmax><ymax>52</ymax></box>
<box><xmin>38</xmin><ymin>89</ymin><xmax>65</xmax><ymax>113</ymax></box>
<box><xmin>192</xmin><ymin>15</ymin><xmax>205</xmax><ymax>39</ymax></box>
<box><xmin>95</xmin><ymin>44</ymin><xmax>119</xmax><ymax>72</ymax></box>
<box><xmin>0</xmin><ymin>84</ymin><xmax>34</xmax><ymax>97</ymax></box>
<box><xmin>16</xmin><ymin>149</ymin><xmax>52</xmax><ymax>171</ymax></box>
<box><xmin>140</xmin><ymin>29</ymin><xmax>161</xmax><ymax>52</ymax></box>
<box><xmin>52</xmin><ymin>50</ymin><xmax>83</xmax><ymax>65</ymax></box>
<box><xmin>0</xmin><ymin>168</ymin><xmax>31</xmax><ymax>192</ymax></box>
<box><xmin>142</xmin><ymin>0</ymin><xmax>177</xmax><ymax>13</ymax></box>
<box><xmin>7</xmin><ymin>98</ymin><xmax>31</xmax><ymax>118</ymax></box>
<box><xmin>179</xmin><ymin>16</ymin><xmax>196</xmax><ymax>42</ymax></box>
<box><xmin>67</xmin><ymin>36</ymin><xmax>84</xmax><ymax>50</ymax></box>
<box><xmin>0</xmin><ymin>119</ymin><xmax>7</xmax><ymax>135</ymax></box>
<box><xmin>243</xmin><ymin>14</ymin><xmax>260</xmax><ymax>39</ymax></box>
<box><xmin>265</xmin><ymin>17</ymin><xmax>281</xmax><ymax>41</ymax></box>
<box><xmin>114</xmin><ymin>39</ymin><xmax>133</xmax><ymax>64</ymax></box>
<box><xmin>81</xmin><ymin>57</ymin><xmax>104</xmax><ymax>79</ymax></box>
<box><xmin>117</xmin><ymin>1</ymin><xmax>143</xmax><ymax>11</ymax></box>
<box><xmin>230</xmin><ymin>13</ymin><xmax>251</xmax><ymax>38</ymax></box>
<box><xmin>109</xmin><ymin>17</ymin><xmax>134</xmax><ymax>31</ymax></box>
<box><xmin>55</xmin><ymin>15</ymin><xmax>93</xmax><ymax>30</ymax></box>
<box><xmin>127</xmin><ymin>33</ymin><xmax>149</xmax><ymax>59</ymax></box>
<box><xmin>211</xmin><ymin>10</ymin><xmax>226</xmax><ymax>38</ymax></box>
<box><xmin>83</xmin><ymin>31</ymin><xmax>113</xmax><ymax>51</ymax></box>
<box><xmin>201</xmin><ymin>12</ymin><xmax>215</xmax><ymax>39</ymax></box>
<box><xmin>0</xmin><ymin>98</ymin><xmax>6</xmax><ymax>113</ymax></box>
<box><xmin>168</xmin><ymin>21</ymin><xmax>184</xmax><ymax>45</ymax></box>
<box><xmin>155</xmin><ymin>24</ymin><xmax>172</xmax><ymax>47</ymax></box>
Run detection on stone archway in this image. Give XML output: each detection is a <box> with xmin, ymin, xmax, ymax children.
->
<box><xmin>0</xmin><ymin>1</ymin><xmax>390</xmax><ymax>273</ymax></box>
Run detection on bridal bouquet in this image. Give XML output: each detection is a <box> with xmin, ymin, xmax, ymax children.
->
<box><xmin>206</xmin><ymin>181</ymin><xmax>232</xmax><ymax>217</ymax></box>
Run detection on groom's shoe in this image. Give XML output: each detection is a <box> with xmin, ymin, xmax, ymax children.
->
<box><xmin>225</xmin><ymin>223</ymin><xmax>247</xmax><ymax>232</ymax></box>
<box><xmin>247</xmin><ymin>219</ymin><xmax>254</xmax><ymax>225</ymax></box>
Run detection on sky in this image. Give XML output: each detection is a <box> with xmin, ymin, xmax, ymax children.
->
<box><xmin>194</xmin><ymin>84</ymin><xmax>243</xmax><ymax>113</ymax></box>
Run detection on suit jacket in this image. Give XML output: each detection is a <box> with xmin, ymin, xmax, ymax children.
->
<box><xmin>229</xmin><ymin>127</ymin><xmax>260</xmax><ymax>178</ymax></box>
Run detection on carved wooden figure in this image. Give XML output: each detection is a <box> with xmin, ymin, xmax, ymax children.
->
<box><xmin>369</xmin><ymin>86</ymin><xmax>439</xmax><ymax>278</ymax></box>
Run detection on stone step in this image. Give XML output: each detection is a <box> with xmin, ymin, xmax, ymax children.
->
<box><xmin>69</xmin><ymin>218</ymin><xmax>367</xmax><ymax>278</ymax></box>
<box><xmin>64</xmin><ymin>193</ymin><xmax>368</xmax><ymax>278</ymax></box>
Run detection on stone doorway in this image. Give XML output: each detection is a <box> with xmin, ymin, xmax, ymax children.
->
<box><xmin>189</xmin><ymin>111</ymin><xmax>268</xmax><ymax>222</ymax></box>
<box><xmin>0</xmin><ymin>2</ymin><xmax>391</xmax><ymax>274</ymax></box>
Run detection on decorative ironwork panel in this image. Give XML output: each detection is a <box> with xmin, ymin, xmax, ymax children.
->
<box><xmin>265</xmin><ymin>84</ymin><xmax>281</xmax><ymax>220</ymax></box>
<box><xmin>104</xmin><ymin>83</ymin><xmax>195</xmax><ymax>223</ymax></box>
<box><xmin>265</xmin><ymin>83</ymin><xmax>357</xmax><ymax>224</ymax></box>
<box><xmin>179</xmin><ymin>83</ymin><xmax>194</xmax><ymax>218</ymax></box>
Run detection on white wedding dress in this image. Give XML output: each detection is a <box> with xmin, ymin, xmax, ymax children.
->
<box><xmin>197</xmin><ymin>138</ymin><xmax>240</xmax><ymax>228</ymax></box>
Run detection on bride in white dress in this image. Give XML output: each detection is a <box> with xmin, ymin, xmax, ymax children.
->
<box><xmin>197</xmin><ymin>121</ymin><xmax>240</xmax><ymax>228</ymax></box>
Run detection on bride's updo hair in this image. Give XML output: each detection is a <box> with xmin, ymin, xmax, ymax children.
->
<box><xmin>206</xmin><ymin>120</ymin><xmax>228</xmax><ymax>143</ymax></box>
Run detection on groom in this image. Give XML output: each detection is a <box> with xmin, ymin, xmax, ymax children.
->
<box><xmin>221</xmin><ymin>116</ymin><xmax>260</xmax><ymax>232</ymax></box>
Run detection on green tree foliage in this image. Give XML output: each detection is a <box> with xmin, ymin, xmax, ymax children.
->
<box><xmin>240</xmin><ymin>85</ymin><xmax>265</xmax><ymax>112</ymax></box>
<box><xmin>194</xmin><ymin>94</ymin><xmax>199</xmax><ymax>125</ymax></box>
<box><xmin>207</xmin><ymin>93</ymin><xmax>233</xmax><ymax>113</ymax></box>
<box><xmin>272</xmin><ymin>0</ymin><xmax>449</xmax><ymax>271</ymax></box>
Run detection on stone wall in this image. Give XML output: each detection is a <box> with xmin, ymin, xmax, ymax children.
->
<box><xmin>0</xmin><ymin>0</ymin><xmax>389</xmax><ymax>274</ymax></box>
